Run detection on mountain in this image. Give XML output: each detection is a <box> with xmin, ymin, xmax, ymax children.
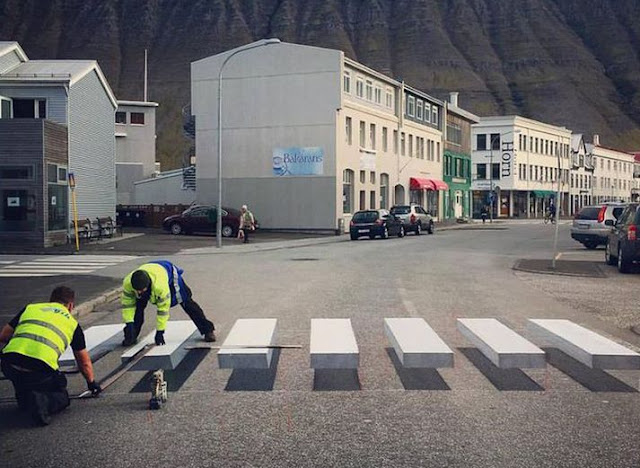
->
<box><xmin>2</xmin><ymin>0</ymin><xmax>640</xmax><ymax>169</ymax></box>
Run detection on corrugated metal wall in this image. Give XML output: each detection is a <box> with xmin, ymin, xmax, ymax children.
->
<box><xmin>0</xmin><ymin>86</ymin><xmax>68</xmax><ymax>123</ymax></box>
<box><xmin>0</xmin><ymin>50</ymin><xmax>21</xmax><ymax>74</ymax></box>
<box><xmin>68</xmin><ymin>71</ymin><xmax>116</xmax><ymax>220</ymax></box>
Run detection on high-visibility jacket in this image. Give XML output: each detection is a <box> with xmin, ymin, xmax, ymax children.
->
<box><xmin>122</xmin><ymin>261</ymin><xmax>185</xmax><ymax>331</ymax></box>
<box><xmin>2</xmin><ymin>302</ymin><xmax>78</xmax><ymax>371</ymax></box>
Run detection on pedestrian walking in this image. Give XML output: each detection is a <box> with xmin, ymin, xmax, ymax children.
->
<box><xmin>121</xmin><ymin>260</ymin><xmax>216</xmax><ymax>346</ymax></box>
<box><xmin>0</xmin><ymin>286</ymin><xmax>102</xmax><ymax>426</ymax></box>
<box><xmin>238</xmin><ymin>204</ymin><xmax>255</xmax><ymax>244</ymax></box>
<box><xmin>480</xmin><ymin>205</ymin><xmax>488</xmax><ymax>224</ymax></box>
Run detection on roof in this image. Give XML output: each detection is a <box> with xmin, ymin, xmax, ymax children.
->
<box><xmin>117</xmin><ymin>100</ymin><xmax>159</xmax><ymax>108</ymax></box>
<box><xmin>0</xmin><ymin>60</ymin><xmax>117</xmax><ymax>108</ymax></box>
<box><xmin>447</xmin><ymin>103</ymin><xmax>480</xmax><ymax>123</ymax></box>
<box><xmin>0</xmin><ymin>41</ymin><xmax>27</xmax><ymax>62</ymax></box>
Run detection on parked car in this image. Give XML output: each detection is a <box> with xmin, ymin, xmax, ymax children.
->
<box><xmin>390</xmin><ymin>204</ymin><xmax>434</xmax><ymax>235</ymax></box>
<box><xmin>570</xmin><ymin>203</ymin><xmax>627</xmax><ymax>249</ymax></box>
<box><xmin>349</xmin><ymin>209</ymin><xmax>405</xmax><ymax>240</ymax></box>
<box><xmin>605</xmin><ymin>203</ymin><xmax>640</xmax><ymax>273</ymax></box>
<box><xmin>162</xmin><ymin>205</ymin><xmax>254</xmax><ymax>237</ymax></box>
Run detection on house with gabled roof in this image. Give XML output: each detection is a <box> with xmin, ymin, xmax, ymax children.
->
<box><xmin>0</xmin><ymin>41</ymin><xmax>117</xmax><ymax>248</ymax></box>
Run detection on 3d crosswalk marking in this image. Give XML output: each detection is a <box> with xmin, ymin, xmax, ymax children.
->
<box><xmin>218</xmin><ymin>319</ymin><xmax>278</xmax><ymax>369</ymax></box>
<box><xmin>385</xmin><ymin>318</ymin><xmax>454</xmax><ymax>368</ymax></box>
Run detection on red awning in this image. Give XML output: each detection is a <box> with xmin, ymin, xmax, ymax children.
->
<box><xmin>409</xmin><ymin>177</ymin><xmax>449</xmax><ymax>191</ymax></box>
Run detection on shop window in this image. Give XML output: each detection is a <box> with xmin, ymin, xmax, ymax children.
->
<box><xmin>47</xmin><ymin>163</ymin><xmax>68</xmax><ymax>231</ymax></box>
<box><xmin>1</xmin><ymin>189</ymin><xmax>37</xmax><ymax>231</ymax></box>
<box><xmin>343</xmin><ymin>169</ymin><xmax>353</xmax><ymax>213</ymax></box>
<box><xmin>380</xmin><ymin>173</ymin><xmax>389</xmax><ymax>209</ymax></box>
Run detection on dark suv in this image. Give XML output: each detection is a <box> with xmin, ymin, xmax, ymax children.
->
<box><xmin>349</xmin><ymin>209</ymin><xmax>405</xmax><ymax>240</ymax></box>
<box><xmin>605</xmin><ymin>203</ymin><xmax>640</xmax><ymax>273</ymax></box>
<box><xmin>390</xmin><ymin>204</ymin><xmax>434</xmax><ymax>235</ymax></box>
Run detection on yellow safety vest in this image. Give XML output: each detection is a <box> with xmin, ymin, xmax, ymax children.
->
<box><xmin>2</xmin><ymin>302</ymin><xmax>78</xmax><ymax>371</ymax></box>
<box><xmin>122</xmin><ymin>263</ymin><xmax>172</xmax><ymax>331</ymax></box>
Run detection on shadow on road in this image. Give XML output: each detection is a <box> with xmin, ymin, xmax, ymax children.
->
<box><xmin>385</xmin><ymin>348</ymin><xmax>450</xmax><ymax>391</ymax></box>
<box><xmin>130</xmin><ymin>349</ymin><xmax>210</xmax><ymax>393</ymax></box>
<box><xmin>224</xmin><ymin>349</ymin><xmax>281</xmax><ymax>392</ymax></box>
<box><xmin>459</xmin><ymin>348</ymin><xmax>544</xmax><ymax>391</ymax></box>
<box><xmin>543</xmin><ymin>348</ymin><xmax>638</xmax><ymax>393</ymax></box>
<box><xmin>313</xmin><ymin>369</ymin><xmax>361</xmax><ymax>391</ymax></box>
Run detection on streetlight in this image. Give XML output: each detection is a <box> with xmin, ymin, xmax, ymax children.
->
<box><xmin>216</xmin><ymin>38</ymin><xmax>281</xmax><ymax>247</ymax></box>
<box><xmin>486</xmin><ymin>129</ymin><xmax>520</xmax><ymax>223</ymax></box>
<box><xmin>551</xmin><ymin>137</ymin><xmax>565</xmax><ymax>269</ymax></box>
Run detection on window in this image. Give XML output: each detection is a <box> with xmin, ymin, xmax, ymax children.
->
<box><xmin>437</xmin><ymin>142</ymin><xmax>440</xmax><ymax>162</ymax></box>
<box><xmin>343</xmin><ymin>71</ymin><xmax>351</xmax><ymax>93</ymax></box>
<box><xmin>359</xmin><ymin>191</ymin><xmax>366</xmax><ymax>210</ymax></box>
<box><xmin>1</xmin><ymin>97</ymin><xmax>11</xmax><ymax>118</ymax></box>
<box><xmin>407</xmin><ymin>96</ymin><xmax>415</xmax><ymax>117</ymax></box>
<box><xmin>408</xmin><ymin>135</ymin><xmax>413</xmax><ymax>157</ymax></box>
<box><xmin>115</xmin><ymin>112</ymin><xmax>127</xmax><ymax>124</ymax></box>
<box><xmin>370</xmin><ymin>171</ymin><xmax>376</xmax><ymax>184</ymax></box>
<box><xmin>380</xmin><ymin>173</ymin><xmax>389</xmax><ymax>209</ymax></box>
<box><xmin>490</xmin><ymin>134</ymin><xmax>500</xmax><ymax>150</ymax></box>
<box><xmin>416</xmin><ymin>100</ymin><xmax>423</xmax><ymax>120</ymax></box>
<box><xmin>393</xmin><ymin>130</ymin><xmax>398</xmax><ymax>154</ymax></box>
<box><xmin>12</xmin><ymin>99</ymin><xmax>46</xmax><ymax>118</ymax></box>
<box><xmin>360</xmin><ymin>170</ymin><xmax>366</xmax><ymax>184</ymax></box>
<box><xmin>490</xmin><ymin>163</ymin><xmax>500</xmax><ymax>180</ymax></box>
<box><xmin>1</xmin><ymin>189</ymin><xmax>37</xmax><ymax>231</ymax></box>
<box><xmin>535</xmin><ymin>138</ymin><xmax>539</xmax><ymax>153</ymax></box>
<box><xmin>382</xmin><ymin>127</ymin><xmax>388</xmax><ymax>152</ymax></box>
<box><xmin>477</xmin><ymin>164</ymin><xmax>487</xmax><ymax>179</ymax></box>
<box><xmin>476</xmin><ymin>134</ymin><xmax>486</xmax><ymax>150</ymax></box>
<box><xmin>130</xmin><ymin>112</ymin><xmax>145</xmax><ymax>125</ymax></box>
<box><xmin>519</xmin><ymin>134</ymin><xmax>523</xmax><ymax>151</ymax></box>
<box><xmin>356</xmin><ymin>78</ymin><xmax>364</xmax><ymax>98</ymax></box>
<box><xmin>359</xmin><ymin>121</ymin><xmax>366</xmax><ymax>147</ymax></box>
<box><xmin>370</xmin><ymin>191</ymin><xmax>376</xmax><ymax>210</ymax></box>
<box><xmin>343</xmin><ymin>170</ymin><xmax>353</xmax><ymax>213</ymax></box>
<box><xmin>345</xmin><ymin>117</ymin><xmax>352</xmax><ymax>145</ymax></box>
<box><xmin>370</xmin><ymin>124</ymin><xmax>376</xmax><ymax>150</ymax></box>
<box><xmin>385</xmin><ymin>89</ymin><xmax>393</xmax><ymax>109</ymax></box>
<box><xmin>0</xmin><ymin>165</ymin><xmax>34</xmax><ymax>180</ymax></box>
<box><xmin>400</xmin><ymin>132</ymin><xmax>406</xmax><ymax>156</ymax></box>
<box><xmin>425</xmin><ymin>103</ymin><xmax>431</xmax><ymax>123</ymax></box>
<box><xmin>374</xmin><ymin>86</ymin><xmax>382</xmax><ymax>104</ymax></box>
<box><xmin>432</xmin><ymin>106</ymin><xmax>438</xmax><ymax>126</ymax></box>
<box><xmin>366</xmin><ymin>80</ymin><xmax>373</xmax><ymax>101</ymax></box>
<box><xmin>447</xmin><ymin>123</ymin><xmax>461</xmax><ymax>145</ymax></box>
<box><xmin>46</xmin><ymin>163</ymin><xmax>68</xmax><ymax>231</ymax></box>
<box><xmin>523</xmin><ymin>135</ymin><xmax>527</xmax><ymax>151</ymax></box>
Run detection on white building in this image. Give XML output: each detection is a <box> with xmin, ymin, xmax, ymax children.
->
<box><xmin>471</xmin><ymin>116</ymin><xmax>572</xmax><ymax>218</ymax></box>
<box><xmin>589</xmin><ymin>135</ymin><xmax>635</xmax><ymax>204</ymax></box>
<box><xmin>115</xmin><ymin>100</ymin><xmax>158</xmax><ymax>204</ymax></box>
<box><xmin>191</xmin><ymin>39</ymin><xmax>450</xmax><ymax>232</ymax></box>
<box><xmin>569</xmin><ymin>134</ymin><xmax>595</xmax><ymax>215</ymax></box>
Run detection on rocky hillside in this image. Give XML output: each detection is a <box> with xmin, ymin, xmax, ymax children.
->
<box><xmin>2</xmin><ymin>0</ymin><xmax>640</xmax><ymax>168</ymax></box>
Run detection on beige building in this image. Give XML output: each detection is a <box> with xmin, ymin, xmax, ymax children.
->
<box><xmin>191</xmin><ymin>40</ymin><xmax>449</xmax><ymax>232</ymax></box>
<box><xmin>589</xmin><ymin>135</ymin><xmax>635</xmax><ymax>204</ymax></box>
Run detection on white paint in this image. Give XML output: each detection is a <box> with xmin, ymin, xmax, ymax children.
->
<box><xmin>384</xmin><ymin>318</ymin><xmax>454</xmax><ymax>368</ymax></box>
<box><xmin>59</xmin><ymin>324</ymin><xmax>122</xmax><ymax>366</ymax></box>
<box><xmin>310</xmin><ymin>318</ymin><xmax>359</xmax><ymax>369</ymax></box>
<box><xmin>217</xmin><ymin>318</ymin><xmax>277</xmax><ymax>369</ymax></box>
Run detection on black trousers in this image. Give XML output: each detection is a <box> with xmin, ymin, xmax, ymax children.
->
<box><xmin>132</xmin><ymin>281</ymin><xmax>214</xmax><ymax>337</ymax></box>
<box><xmin>241</xmin><ymin>227</ymin><xmax>251</xmax><ymax>243</ymax></box>
<box><xmin>1</xmin><ymin>358</ymin><xmax>70</xmax><ymax>415</ymax></box>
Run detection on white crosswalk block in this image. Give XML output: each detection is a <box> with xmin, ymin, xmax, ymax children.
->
<box><xmin>59</xmin><ymin>324</ymin><xmax>123</xmax><ymax>366</ymax></box>
<box><xmin>218</xmin><ymin>319</ymin><xmax>278</xmax><ymax>369</ymax></box>
<box><xmin>310</xmin><ymin>319</ymin><xmax>359</xmax><ymax>369</ymax></box>
<box><xmin>0</xmin><ymin>255</ymin><xmax>138</xmax><ymax>277</ymax></box>
<box><xmin>131</xmin><ymin>321</ymin><xmax>199</xmax><ymax>371</ymax></box>
<box><xmin>385</xmin><ymin>318</ymin><xmax>454</xmax><ymax>368</ymax></box>
<box><xmin>457</xmin><ymin>318</ymin><xmax>546</xmax><ymax>369</ymax></box>
<box><xmin>528</xmin><ymin>319</ymin><xmax>640</xmax><ymax>370</ymax></box>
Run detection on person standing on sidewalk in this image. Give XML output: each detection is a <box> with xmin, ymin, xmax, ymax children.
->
<box><xmin>0</xmin><ymin>286</ymin><xmax>102</xmax><ymax>426</ymax></box>
<box><xmin>121</xmin><ymin>260</ymin><xmax>216</xmax><ymax>346</ymax></box>
<box><xmin>238</xmin><ymin>204</ymin><xmax>255</xmax><ymax>244</ymax></box>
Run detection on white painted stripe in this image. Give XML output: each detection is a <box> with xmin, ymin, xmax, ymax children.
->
<box><xmin>6</xmin><ymin>263</ymin><xmax>118</xmax><ymax>267</ymax></box>
<box><xmin>0</xmin><ymin>260</ymin><xmax>15</xmax><ymax>264</ymax></box>
<box><xmin>1</xmin><ymin>265</ymin><xmax>99</xmax><ymax>270</ymax></box>
<box><xmin>0</xmin><ymin>273</ymin><xmax>59</xmax><ymax>277</ymax></box>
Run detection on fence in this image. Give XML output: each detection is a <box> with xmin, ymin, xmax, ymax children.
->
<box><xmin>116</xmin><ymin>204</ymin><xmax>192</xmax><ymax>228</ymax></box>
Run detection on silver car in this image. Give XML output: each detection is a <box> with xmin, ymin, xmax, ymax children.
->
<box><xmin>570</xmin><ymin>203</ymin><xmax>627</xmax><ymax>249</ymax></box>
<box><xmin>390</xmin><ymin>204</ymin><xmax>434</xmax><ymax>235</ymax></box>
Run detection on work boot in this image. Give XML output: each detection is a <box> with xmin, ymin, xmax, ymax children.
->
<box><xmin>203</xmin><ymin>331</ymin><xmax>216</xmax><ymax>342</ymax></box>
<box><xmin>29</xmin><ymin>392</ymin><xmax>51</xmax><ymax>426</ymax></box>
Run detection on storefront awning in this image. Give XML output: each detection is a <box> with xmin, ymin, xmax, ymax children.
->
<box><xmin>531</xmin><ymin>190</ymin><xmax>556</xmax><ymax>198</ymax></box>
<box><xmin>410</xmin><ymin>177</ymin><xmax>449</xmax><ymax>191</ymax></box>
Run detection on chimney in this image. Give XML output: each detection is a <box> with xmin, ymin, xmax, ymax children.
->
<box><xmin>449</xmin><ymin>92</ymin><xmax>459</xmax><ymax>107</ymax></box>
<box><xmin>593</xmin><ymin>134</ymin><xmax>600</xmax><ymax>146</ymax></box>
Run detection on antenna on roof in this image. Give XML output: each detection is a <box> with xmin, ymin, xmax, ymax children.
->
<box><xmin>144</xmin><ymin>49</ymin><xmax>148</xmax><ymax>102</ymax></box>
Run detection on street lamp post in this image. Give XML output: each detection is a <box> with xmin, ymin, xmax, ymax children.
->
<box><xmin>551</xmin><ymin>140</ymin><xmax>563</xmax><ymax>269</ymax></box>
<box><xmin>216</xmin><ymin>38</ymin><xmax>281</xmax><ymax>248</ymax></box>
<box><xmin>486</xmin><ymin>129</ymin><xmax>519</xmax><ymax>223</ymax></box>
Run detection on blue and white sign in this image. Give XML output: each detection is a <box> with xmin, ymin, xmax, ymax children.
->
<box><xmin>273</xmin><ymin>147</ymin><xmax>324</xmax><ymax>176</ymax></box>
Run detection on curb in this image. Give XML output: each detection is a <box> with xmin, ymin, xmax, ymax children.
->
<box><xmin>74</xmin><ymin>286</ymin><xmax>122</xmax><ymax>319</ymax></box>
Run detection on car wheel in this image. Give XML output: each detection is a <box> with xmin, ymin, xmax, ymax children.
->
<box><xmin>170</xmin><ymin>222</ymin><xmax>183</xmax><ymax>235</ymax></box>
<box><xmin>584</xmin><ymin>242</ymin><xmax>598</xmax><ymax>250</ymax></box>
<box><xmin>350</xmin><ymin>233</ymin><xmax>358</xmax><ymax>241</ymax></box>
<box><xmin>398</xmin><ymin>226</ymin><xmax>405</xmax><ymax>238</ymax></box>
<box><xmin>605</xmin><ymin>242</ymin><xmax>617</xmax><ymax>265</ymax></box>
<box><xmin>221</xmin><ymin>224</ymin><xmax>234</xmax><ymax>238</ymax></box>
<box><xmin>415</xmin><ymin>223</ymin><xmax>422</xmax><ymax>236</ymax></box>
<box><xmin>427</xmin><ymin>222</ymin><xmax>434</xmax><ymax>235</ymax></box>
<box><xmin>382</xmin><ymin>227</ymin><xmax>389</xmax><ymax>239</ymax></box>
<box><xmin>618</xmin><ymin>246</ymin><xmax>631</xmax><ymax>273</ymax></box>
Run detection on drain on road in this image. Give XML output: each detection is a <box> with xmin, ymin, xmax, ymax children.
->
<box><xmin>290</xmin><ymin>258</ymin><xmax>320</xmax><ymax>261</ymax></box>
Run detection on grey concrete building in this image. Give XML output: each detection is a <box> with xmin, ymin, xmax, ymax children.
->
<box><xmin>0</xmin><ymin>41</ymin><xmax>117</xmax><ymax>247</ymax></box>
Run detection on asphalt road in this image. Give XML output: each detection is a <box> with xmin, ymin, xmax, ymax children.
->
<box><xmin>1</xmin><ymin>222</ymin><xmax>639</xmax><ymax>468</ymax></box>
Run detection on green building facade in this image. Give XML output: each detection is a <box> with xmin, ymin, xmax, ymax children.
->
<box><xmin>443</xmin><ymin>150</ymin><xmax>471</xmax><ymax>219</ymax></box>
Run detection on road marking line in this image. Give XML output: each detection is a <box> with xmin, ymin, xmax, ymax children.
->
<box><xmin>397</xmin><ymin>287</ymin><xmax>418</xmax><ymax>318</ymax></box>
<box><xmin>555</xmin><ymin>252</ymin><xmax>563</xmax><ymax>261</ymax></box>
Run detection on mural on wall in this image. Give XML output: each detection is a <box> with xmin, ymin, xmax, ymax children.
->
<box><xmin>272</xmin><ymin>147</ymin><xmax>323</xmax><ymax>176</ymax></box>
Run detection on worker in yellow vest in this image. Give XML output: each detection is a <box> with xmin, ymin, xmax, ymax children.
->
<box><xmin>0</xmin><ymin>286</ymin><xmax>101</xmax><ymax>426</ymax></box>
